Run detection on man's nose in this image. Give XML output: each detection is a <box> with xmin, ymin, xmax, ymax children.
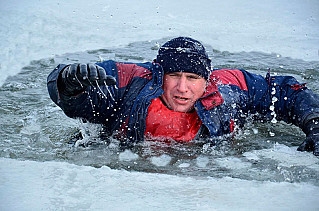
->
<box><xmin>177</xmin><ymin>77</ymin><xmax>188</xmax><ymax>92</ymax></box>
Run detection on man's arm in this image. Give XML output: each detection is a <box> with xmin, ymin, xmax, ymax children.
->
<box><xmin>242</xmin><ymin>70</ymin><xmax>319</xmax><ymax>155</ymax></box>
<box><xmin>47</xmin><ymin>61</ymin><xmax>154</xmax><ymax>127</ymax></box>
<box><xmin>47</xmin><ymin>62</ymin><xmax>117</xmax><ymax>124</ymax></box>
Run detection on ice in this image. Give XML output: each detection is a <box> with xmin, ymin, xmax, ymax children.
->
<box><xmin>1</xmin><ymin>158</ymin><xmax>318</xmax><ymax>210</ymax></box>
<box><xmin>196</xmin><ymin>155</ymin><xmax>210</xmax><ymax>168</ymax></box>
<box><xmin>253</xmin><ymin>143</ymin><xmax>319</xmax><ymax>169</ymax></box>
<box><xmin>1</xmin><ymin>0</ymin><xmax>319</xmax><ymax>86</ymax></box>
<box><xmin>150</xmin><ymin>154</ymin><xmax>172</xmax><ymax>167</ymax></box>
<box><xmin>178</xmin><ymin>163</ymin><xmax>191</xmax><ymax>168</ymax></box>
<box><xmin>119</xmin><ymin>149</ymin><xmax>139</xmax><ymax>162</ymax></box>
<box><xmin>243</xmin><ymin>151</ymin><xmax>260</xmax><ymax>161</ymax></box>
<box><xmin>215</xmin><ymin>157</ymin><xmax>252</xmax><ymax>170</ymax></box>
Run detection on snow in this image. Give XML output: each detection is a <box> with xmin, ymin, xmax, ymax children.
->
<box><xmin>1</xmin><ymin>0</ymin><xmax>319</xmax><ymax>86</ymax></box>
<box><xmin>1</xmin><ymin>0</ymin><xmax>319</xmax><ymax>210</ymax></box>
<box><xmin>1</xmin><ymin>158</ymin><xmax>318</xmax><ymax>210</ymax></box>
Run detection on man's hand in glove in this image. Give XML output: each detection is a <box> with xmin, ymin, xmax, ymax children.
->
<box><xmin>58</xmin><ymin>63</ymin><xmax>116</xmax><ymax>96</ymax></box>
<box><xmin>298</xmin><ymin>119</ymin><xmax>319</xmax><ymax>156</ymax></box>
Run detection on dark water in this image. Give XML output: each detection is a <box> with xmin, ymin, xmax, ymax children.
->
<box><xmin>1</xmin><ymin>38</ymin><xmax>318</xmax><ymax>185</ymax></box>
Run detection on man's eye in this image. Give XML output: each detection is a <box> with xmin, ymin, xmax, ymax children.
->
<box><xmin>188</xmin><ymin>75</ymin><xmax>200</xmax><ymax>80</ymax></box>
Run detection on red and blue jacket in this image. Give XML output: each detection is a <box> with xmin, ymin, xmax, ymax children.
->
<box><xmin>47</xmin><ymin>60</ymin><xmax>319</xmax><ymax>144</ymax></box>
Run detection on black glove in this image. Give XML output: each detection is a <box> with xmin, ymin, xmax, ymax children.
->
<box><xmin>298</xmin><ymin>119</ymin><xmax>319</xmax><ymax>156</ymax></box>
<box><xmin>58</xmin><ymin>63</ymin><xmax>116</xmax><ymax>96</ymax></box>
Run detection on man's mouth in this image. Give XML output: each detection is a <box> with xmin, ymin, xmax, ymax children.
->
<box><xmin>174</xmin><ymin>96</ymin><xmax>189</xmax><ymax>101</ymax></box>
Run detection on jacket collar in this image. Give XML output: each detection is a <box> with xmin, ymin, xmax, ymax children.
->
<box><xmin>200</xmin><ymin>81</ymin><xmax>224</xmax><ymax>110</ymax></box>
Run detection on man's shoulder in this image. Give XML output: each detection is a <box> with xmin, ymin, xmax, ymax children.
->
<box><xmin>210</xmin><ymin>69</ymin><xmax>248</xmax><ymax>91</ymax></box>
<box><xmin>102</xmin><ymin>61</ymin><xmax>153</xmax><ymax>89</ymax></box>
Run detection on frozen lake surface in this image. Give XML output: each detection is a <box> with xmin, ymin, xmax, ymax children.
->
<box><xmin>1</xmin><ymin>0</ymin><xmax>319</xmax><ymax>210</ymax></box>
<box><xmin>1</xmin><ymin>158</ymin><xmax>318</xmax><ymax>211</ymax></box>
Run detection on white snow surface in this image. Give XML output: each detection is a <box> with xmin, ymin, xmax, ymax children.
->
<box><xmin>1</xmin><ymin>158</ymin><xmax>318</xmax><ymax>211</ymax></box>
<box><xmin>1</xmin><ymin>0</ymin><xmax>319</xmax><ymax>86</ymax></box>
<box><xmin>1</xmin><ymin>0</ymin><xmax>319</xmax><ymax>210</ymax></box>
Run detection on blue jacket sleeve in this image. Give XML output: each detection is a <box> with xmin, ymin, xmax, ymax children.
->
<box><xmin>47</xmin><ymin>61</ymin><xmax>119</xmax><ymax>125</ymax></box>
<box><xmin>242</xmin><ymin>70</ymin><xmax>319</xmax><ymax>132</ymax></box>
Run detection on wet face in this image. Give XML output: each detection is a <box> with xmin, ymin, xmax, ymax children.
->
<box><xmin>161</xmin><ymin>72</ymin><xmax>207</xmax><ymax>113</ymax></box>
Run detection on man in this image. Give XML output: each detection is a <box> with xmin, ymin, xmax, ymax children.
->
<box><xmin>47</xmin><ymin>37</ymin><xmax>319</xmax><ymax>155</ymax></box>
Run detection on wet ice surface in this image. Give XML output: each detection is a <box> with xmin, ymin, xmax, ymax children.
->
<box><xmin>1</xmin><ymin>158</ymin><xmax>319</xmax><ymax>211</ymax></box>
<box><xmin>1</xmin><ymin>40</ymin><xmax>319</xmax><ymax>210</ymax></box>
<box><xmin>1</xmin><ymin>0</ymin><xmax>319</xmax><ymax>86</ymax></box>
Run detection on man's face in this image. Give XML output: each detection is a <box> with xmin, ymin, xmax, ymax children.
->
<box><xmin>161</xmin><ymin>72</ymin><xmax>207</xmax><ymax>113</ymax></box>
